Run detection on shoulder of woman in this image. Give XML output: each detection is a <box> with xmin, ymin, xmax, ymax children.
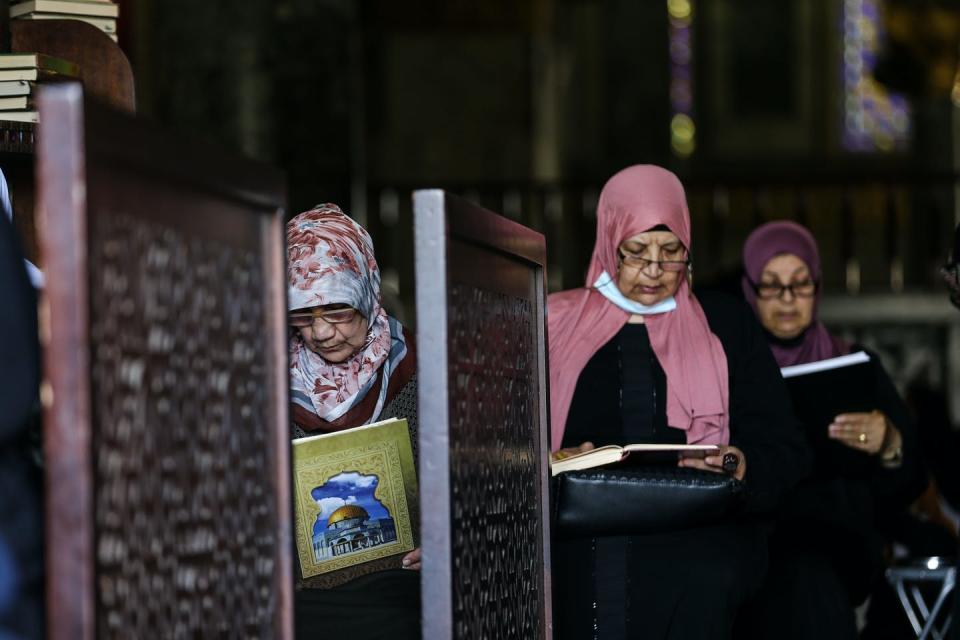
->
<box><xmin>692</xmin><ymin>288</ymin><xmax>759</xmax><ymax>342</ymax></box>
<box><xmin>546</xmin><ymin>288</ymin><xmax>594</xmax><ymax>335</ymax></box>
<box><xmin>401</xmin><ymin>324</ymin><xmax>416</xmax><ymax>351</ymax></box>
<box><xmin>547</xmin><ymin>287</ymin><xmax>591</xmax><ymax>325</ymax></box>
<box><xmin>693</xmin><ymin>287</ymin><xmax>752</xmax><ymax>318</ymax></box>
<box><xmin>547</xmin><ymin>287</ymin><xmax>590</xmax><ymax>312</ymax></box>
<box><xmin>395</xmin><ymin>325</ymin><xmax>417</xmax><ymax>380</ymax></box>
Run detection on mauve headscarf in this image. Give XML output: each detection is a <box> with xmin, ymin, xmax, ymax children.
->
<box><xmin>741</xmin><ymin>220</ymin><xmax>848</xmax><ymax>367</ymax></box>
<box><xmin>287</xmin><ymin>204</ymin><xmax>408</xmax><ymax>423</ymax></box>
<box><xmin>548</xmin><ymin>165</ymin><xmax>730</xmax><ymax>450</ymax></box>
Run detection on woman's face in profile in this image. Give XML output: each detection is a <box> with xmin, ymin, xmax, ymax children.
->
<box><xmin>754</xmin><ymin>253</ymin><xmax>816</xmax><ymax>339</ymax></box>
<box><xmin>615</xmin><ymin>230</ymin><xmax>687</xmax><ymax>306</ymax></box>
<box><xmin>294</xmin><ymin>304</ymin><xmax>370</xmax><ymax>363</ymax></box>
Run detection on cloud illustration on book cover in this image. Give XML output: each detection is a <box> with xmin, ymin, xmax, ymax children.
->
<box><xmin>310</xmin><ymin>471</ymin><xmax>398</xmax><ymax>562</ymax></box>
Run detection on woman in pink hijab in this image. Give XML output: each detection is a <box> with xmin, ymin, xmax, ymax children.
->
<box><xmin>549</xmin><ymin>166</ymin><xmax>810</xmax><ymax>640</ymax></box>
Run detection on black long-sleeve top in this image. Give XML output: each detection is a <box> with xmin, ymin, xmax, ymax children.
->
<box><xmin>766</xmin><ymin>344</ymin><xmax>927</xmax><ymax>602</ymax></box>
<box><xmin>860</xmin><ymin>348</ymin><xmax>927</xmax><ymax>516</ymax></box>
<box><xmin>564</xmin><ymin>290</ymin><xmax>811</xmax><ymax>514</ymax></box>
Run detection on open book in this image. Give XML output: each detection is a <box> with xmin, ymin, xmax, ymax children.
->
<box><xmin>292</xmin><ymin>417</ymin><xmax>418</xmax><ymax>583</ymax></box>
<box><xmin>550</xmin><ymin>443</ymin><xmax>720</xmax><ymax>476</ymax></box>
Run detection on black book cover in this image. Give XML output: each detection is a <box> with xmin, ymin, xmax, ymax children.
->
<box><xmin>783</xmin><ymin>356</ymin><xmax>876</xmax><ymax>477</ymax></box>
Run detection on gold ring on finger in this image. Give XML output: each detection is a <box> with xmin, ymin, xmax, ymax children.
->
<box><xmin>858</xmin><ymin>432</ymin><xmax>867</xmax><ymax>444</ymax></box>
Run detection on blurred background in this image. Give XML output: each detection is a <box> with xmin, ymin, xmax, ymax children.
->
<box><xmin>115</xmin><ymin>0</ymin><xmax>959</xmax><ymax>422</ymax></box>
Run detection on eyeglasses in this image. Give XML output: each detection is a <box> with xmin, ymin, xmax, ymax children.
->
<box><xmin>618</xmin><ymin>248</ymin><xmax>690</xmax><ymax>272</ymax></box>
<box><xmin>288</xmin><ymin>307</ymin><xmax>358</xmax><ymax>328</ymax></box>
<box><xmin>753</xmin><ymin>279</ymin><xmax>818</xmax><ymax>300</ymax></box>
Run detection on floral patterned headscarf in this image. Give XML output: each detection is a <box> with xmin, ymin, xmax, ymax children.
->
<box><xmin>287</xmin><ymin>204</ymin><xmax>407</xmax><ymax>423</ymax></box>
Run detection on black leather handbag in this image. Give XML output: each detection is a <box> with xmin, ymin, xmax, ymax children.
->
<box><xmin>552</xmin><ymin>465</ymin><xmax>745</xmax><ymax>538</ymax></box>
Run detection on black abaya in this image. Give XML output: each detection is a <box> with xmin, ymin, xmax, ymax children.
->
<box><xmin>554</xmin><ymin>293</ymin><xmax>810</xmax><ymax>640</ymax></box>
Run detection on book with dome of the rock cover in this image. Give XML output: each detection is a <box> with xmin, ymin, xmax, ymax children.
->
<box><xmin>292</xmin><ymin>417</ymin><xmax>418</xmax><ymax>584</ymax></box>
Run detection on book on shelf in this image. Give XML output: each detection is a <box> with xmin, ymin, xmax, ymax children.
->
<box><xmin>0</xmin><ymin>96</ymin><xmax>33</xmax><ymax>110</ymax></box>
<box><xmin>0</xmin><ymin>53</ymin><xmax>79</xmax><ymax>77</ymax></box>
<box><xmin>0</xmin><ymin>111</ymin><xmax>38</xmax><ymax>123</ymax></box>
<box><xmin>0</xmin><ymin>68</ymin><xmax>77</xmax><ymax>82</ymax></box>
<box><xmin>550</xmin><ymin>443</ymin><xmax>720</xmax><ymax>476</ymax></box>
<box><xmin>14</xmin><ymin>12</ymin><xmax>117</xmax><ymax>33</ymax></box>
<box><xmin>10</xmin><ymin>0</ymin><xmax>119</xmax><ymax>19</ymax></box>
<box><xmin>780</xmin><ymin>351</ymin><xmax>876</xmax><ymax>473</ymax></box>
<box><xmin>292</xmin><ymin>417</ymin><xmax>418</xmax><ymax>583</ymax></box>
<box><xmin>0</xmin><ymin>81</ymin><xmax>32</xmax><ymax>97</ymax></box>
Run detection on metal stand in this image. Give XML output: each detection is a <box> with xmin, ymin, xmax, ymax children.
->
<box><xmin>886</xmin><ymin>557</ymin><xmax>956</xmax><ymax>640</ymax></box>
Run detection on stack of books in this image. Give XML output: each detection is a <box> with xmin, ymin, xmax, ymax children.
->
<box><xmin>9</xmin><ymin>0</ymin><xmax>119</xmax><ymax>42</ymax></box>
<box><xmin>0</xmin><ymin>53</ymin><xmax>81</xmax><ymax>123</ymax></box>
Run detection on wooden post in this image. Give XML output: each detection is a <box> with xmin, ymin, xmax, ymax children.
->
<box><xmin>415</xmin><ymin>190</ymin><xmax>553</xmax><ymax>640</ymax></box>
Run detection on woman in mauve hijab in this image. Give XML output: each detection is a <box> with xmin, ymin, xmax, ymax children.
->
<box><xmin>548</xmin><ymin>165</ymin><xmax>810</xmax><ymax>640</ymax></box>
<box><xmin>737</xmin><ymin>221</ymin><xmax>926</xmax><ymax>640</ymax></box>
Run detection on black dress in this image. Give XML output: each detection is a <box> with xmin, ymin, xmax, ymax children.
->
<box><xmin>739</xmin><ymin>344</ymin><xmax>927</xmax><ymax>640</ymax></box>
<box><xmin>554</xmin><ymin>292</ymin><xmax>811</xmax><ymax>640</ymax></box>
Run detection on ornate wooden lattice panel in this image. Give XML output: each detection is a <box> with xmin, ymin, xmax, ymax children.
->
<box><xmin>89</xmin><ymin>213</ymin><xmax>278</xmax><ymax>637</ymax></box>
<box><xmin>415</xmin><ymin>190</ymin><xmax>552</xmax><ymax>640</ymax></box>
<box><xmin>447</xmin><ymin>283</ymin><xmax>543</xmax><ymax>637</ymax></box>
<box><xmin>35</xmin><ymin>84</ymin><xmax>291</xmax><ymax>640</ymax></box>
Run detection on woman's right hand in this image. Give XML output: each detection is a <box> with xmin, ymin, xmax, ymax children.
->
<box><xmin>551</xmin><ymin>441</ymin><xmax>595</xmax><ymax>462</ymax></box>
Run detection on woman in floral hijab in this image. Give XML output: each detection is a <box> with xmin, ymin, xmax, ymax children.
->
<box><xmin>287</xmin><ymin>204</ymin><xmax>420</xmax><ymax>640</ymax></box>
<box><xmin>288</xmin><ymin>204</ymin><xmax>415</xmax><ymax>433</ymax></box>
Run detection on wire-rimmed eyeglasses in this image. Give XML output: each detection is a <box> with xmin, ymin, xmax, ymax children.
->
<box><xmin>618</xmin><ymin>248</ymin><xmax>690</xmax><ymax>272</ymax></box>
<box><xmin>288</xmin><ymin>306</ymin><xmax>358</xmax><ymax>328</ymax></box>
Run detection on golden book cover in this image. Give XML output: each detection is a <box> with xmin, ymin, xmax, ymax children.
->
<box><xmin>292</xmin><ymin>417</ymin><xmax>417</xmax><ymax>582</ymax></box>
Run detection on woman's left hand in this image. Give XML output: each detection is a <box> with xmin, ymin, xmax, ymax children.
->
<box><xmin>401</xmin><ymin>547</ymin><xmax>421</xmax><ymax>571</ymax></box>
<box><xmin>828</xmin><ymin>410</ymin><xmax>891</xmax><ymax>455</ymax></box>
<box><xmin>678</xmin><ymin>445</ymin><xmax>746</xmax><ymax>481</ymax></box>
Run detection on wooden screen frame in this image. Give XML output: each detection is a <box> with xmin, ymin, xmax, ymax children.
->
<box><xmin>34</xmin><ymin>83</ymin><xmax>292</xmax><ymax>640</ymax></box>
<box><xmin>414</xmin><ymin>189</ymin><xmax>553</xmax><ymax>639</ymax></box>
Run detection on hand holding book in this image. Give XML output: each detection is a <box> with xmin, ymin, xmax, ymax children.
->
<box><xmin>552</xmin><ymin>441</ymin><xmax>596</xmax><ymax>463</ymax></box>
<box><xmin>828</xmin><ymin>410</ymin><xmax>902</xmax><ymax>464</ymax></box>
<box><xmin>401</xmin><ymin>547</ymin><xmax>421</xmax><ymax>570</ymax></box>
<box><xmin>677</xmin><ymin>445</ymin><xmax>747</xmax><ymax>481</ymax></box>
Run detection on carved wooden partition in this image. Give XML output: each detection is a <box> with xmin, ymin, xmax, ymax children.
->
<box><xmin>414</xmin><ymin>190</ymin><xmax>553</xmax><ymax>639</ymax></box>
<box><xmin>34</xmin><ymin>84</ymin><xmax>292</xmax><ymax>639</ymax></box>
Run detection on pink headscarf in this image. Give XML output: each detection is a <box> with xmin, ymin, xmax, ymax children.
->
<box><xmin>741</xmin><ymin>221</ymin><xmax>849</xmax><ymax>367</ymax></box>
<box><xmin>548</xmin><ymin>165</ymin><xmax>730</xmax><ymax>450</ymax></box>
